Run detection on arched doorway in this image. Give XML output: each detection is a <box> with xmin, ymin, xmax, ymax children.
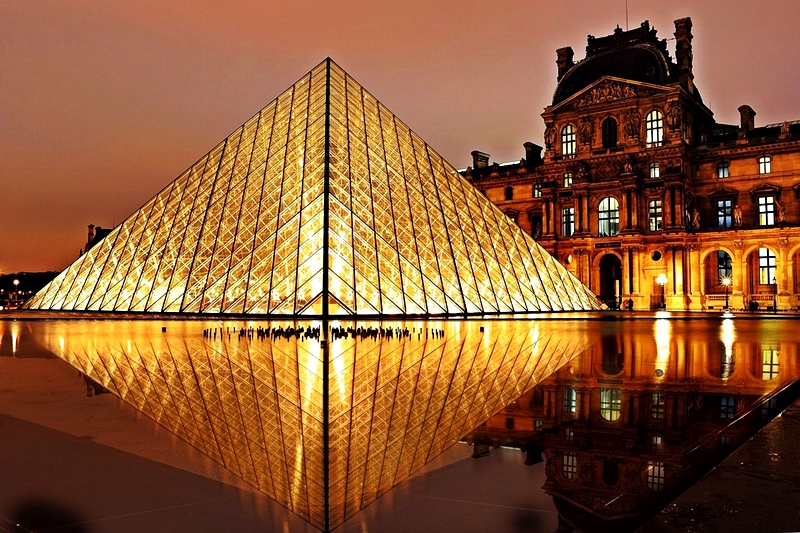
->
<box><xmin>599</xmin><ymin>254</ymin><xmax>622</xmax><ymax>309</ymax></box>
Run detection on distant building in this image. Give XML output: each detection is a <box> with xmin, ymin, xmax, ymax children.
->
<box><xmin>81</xmin><ymin>224</ymin><xmax>112</xmax><ymax>255</ymax></box>
<box><xmin>465</xmin><ymin>18</ymin><xmax>800</xmax><ymax>311</ymax></box>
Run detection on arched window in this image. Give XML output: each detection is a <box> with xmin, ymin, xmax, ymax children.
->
<box><xmin>601</xmin><ymin>117</ymin><xmax>618</xmax><ymax>148</ymax></box>
<box><xmin>561</xmin><ymin>124</ymin><xmax>576</xmax><ymax>157</ymax></box>
<box><xmin>646</xmin><ymin>110</ymin><xmax>664</xmax><ymax>147</ymax></box>
<box><xmin>598</xmin><ymin>197</ymin><xmax>620</xmax><ymax>237</ymax></box>
<box><xmin>600</xmin><ymin>388</ymin><xmax>622</xmax><ymax>421</ymax></box>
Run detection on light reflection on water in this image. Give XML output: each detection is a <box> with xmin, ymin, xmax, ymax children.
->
<box><xmin>1</xmin><ymin>317</ymin><xmax>799</xmax><ymax>532</ymax></box>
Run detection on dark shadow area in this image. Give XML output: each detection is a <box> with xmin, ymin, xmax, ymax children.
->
<box><xmin>7</xmin><ymin>500</ymin><xmax>91</xmax><ymax>533</ymax></box>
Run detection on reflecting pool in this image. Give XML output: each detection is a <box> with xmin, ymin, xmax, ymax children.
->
<box><xmin>1</xmin><ymin>316</ymin><xmax>798</xmax><ymax>533</ymax></box>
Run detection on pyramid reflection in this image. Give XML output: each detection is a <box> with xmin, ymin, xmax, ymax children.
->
<box><xmin>38</xmin><ymin>320</ymin><xmax>590</xmax><ymax>531</ymax></box>
<box><xmin>25</xmin><ymin>59</ymin><xmax>602</xmax><ymax>316</ymax></box>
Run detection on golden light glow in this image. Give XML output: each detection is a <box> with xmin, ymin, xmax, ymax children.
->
<box><xmin>24</xmin><ymin>59</ymin><xmax>602</xmax><ymax>317</ymax></box>
<box><xmin>35</xmin><ymin>318</ymin><xmax>591</xmax><ymax>531</ymax></box>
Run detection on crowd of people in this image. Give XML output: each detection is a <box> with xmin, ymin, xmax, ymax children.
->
<box><xmin>201</xmin><ymin>324</ymin><xmax>448</xmax><ymax>342</ymax></box>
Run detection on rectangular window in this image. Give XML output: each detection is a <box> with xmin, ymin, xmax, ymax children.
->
<box><xmin>647</xmin><ymin>461</ymin><xmax>665</xmax><ymax>491</ymax></box>
<box><xmin>564</xmin><ymin>387</ymin><xmax>577</xmax><ymax>413</ymax></box>
<box><xmin>535</xmin><ymin>420</ymin><xmax>543</xmax><ymax>432</ymax></box>
<box><xmin>717</xmin><ymin>199</ymin><xmax>733</xmax><ymax>228</ymax></box>
<box><xmin>563</xmin><ymin>453</ymin><xmax>578</xmax><ymax>480</ymax></box>
<box><xmin>505</xmin><ymin>417</ymin><xmax>515</xmax><ymax>430</ymax></box>
<box><xmin>758</xmin><ymin>247</ymin><xmax>776</xmax><ymax>284</ymax></box>
<box><xmin>562</xmin><ymin>125</ymin><xmax>577</xmax><ymax>158</ymax></box>
<box><xmin>533</xmin><ymin>183</ymin><xmax>542</xmax><ymax>198</ymax></box>
<box><xmin>563</xmin><ymin>173</ymin><xmax>573</xmax><ymax>188</ymax></box>
<box><xmin>649</xmin><ymin>200</ymin><xmax>663</xmax><ymax>231</ymax></box>
<box><xmin>651</xmin><ymin>436</ymin><xmax>663</xmax><ymax>450</ymax></box>
<box><xmin>650</xmin><ymin>392</ymin><xmax>665</xmax><ymax>419</ymax></box>
<box><xmin>762</xmin><ymin>349</ymin><xmax>779</xmax><ymax>380</ymax></box>
<box><xmin>504</xmin><ymin>186</ymin><xmax>513</xmax><ymax>201</ymax></box>
<box><xmin>717</xmin><ymin>161</ymin><xmax>730</xmax><ymax>178</ymax></box>
<box><xmin>758</xmin><ymin>196</ymin><xmax>775</xmax><ymax>226</ymax></box>
<box><xmin>649</xmin><ymin>162</ymin><xmax>660</xmax><ymax>178</ymax></box>
<box><xmin>759</xmin><ymin>156</ymin><xmax>771</xmax><ymax>174</ymax></box>
<box><xmin>562</xmin><ymin>207</ymin><xmax>575</xmax><ymax>237</ymax></box>
<box><xmin>565</xmin><ymin>428</ymin><xmax>574</xmax><ymax>441</ymax></box>
<box><xmin>720</xmin><ymin>395</ymin><xmax>735</xmax><ymax>419</ymax></box>
<box><xmin>720</xmin><ymin>435</ymin><xmax>732</xmax><ymax>447</ymax></box>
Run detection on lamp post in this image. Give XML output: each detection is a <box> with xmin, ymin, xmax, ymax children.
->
<box><xmin>12</xmin><ymin>279</ymin><xmax>19</xmax><ymax>305</ymax></box>
<box><xmin>773</xmin><ymin>276</ymin><xmax>777</xmax><ymax>313</ymax></box>
<box><xmin>722</xmin><ymin>276</ymin><xmax>731</xmax><ymax>311</ymax></box>
<box><xmin>656</xmin><ymin>273</ymin><xmax>668</xmax><ymax>310</ymax></box>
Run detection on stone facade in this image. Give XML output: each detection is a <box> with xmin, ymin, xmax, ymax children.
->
<box><xmin>465</xmin><ymin>18</ymin><xmax>800</xmax><ymax>311</ymax></box>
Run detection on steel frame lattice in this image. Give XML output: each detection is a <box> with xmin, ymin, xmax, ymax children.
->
<box><xmin>26</xmin><ymin>59</ymin><xmax>602</xmax><ymax>316</ymax></box>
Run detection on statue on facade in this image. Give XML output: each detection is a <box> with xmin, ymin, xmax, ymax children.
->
<box><xmin>624</xmin><ymin>108</ymin><xmax>641</xmax><ymax>139</ymax></box>
<box><xmin>692</xmin><ymin>209</ymin><xmax>701</xmax><ymax>229</ymax></box>
<box><xmin>778</xmin><ymin>201</ymin><xmax>787</xmax><ymax>223</ymax></box>
<box><xmin>734</xmin><ymin>204</ymin><xmax>743</xmax><ymax>226</ymax></box>
<box><xmin>579</xmin><ymin>116</ymin><xmax>593</xmax><ymax>145</ymax></box>
<box><xmin>666</xmin><ymin>102</ymin><xmax>682</xmax><ymax>132</ymax></box>
<box><xmin>544</xmin><ymin>123</ymin><xmax>555</xmax><ymax>150</ymax></box>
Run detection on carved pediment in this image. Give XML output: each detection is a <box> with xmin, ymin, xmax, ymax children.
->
<box><xmin>709</xmin><ymin>186</ymin><xmax>739</xmax><ymax>199</ymax></box>
<box><xmin>549</xmin><ymin>76</ymin><xmax>670</xmax><ymax>113</ymax></box>
<box><xmin>749</xmin><ymin>182</ymin><xmax>781</xmax><ymax>200</ymax></box>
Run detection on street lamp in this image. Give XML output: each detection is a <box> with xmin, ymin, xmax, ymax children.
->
<box><xmin>722</xmin><ymin>276</ymin><xmax>731</xmax><ymax>311</ymax></box>
<box><xmin>773</xmin><ymin>276</ymin><xmax>777</xmax><ymax>313</ymax></box>
<box><xmin>12</xmin><ymin>279</ymin><xmax>19</xmax><ymax>304</ymax></box>
<box><xmin>656</xmin><ymin>273</ymin><xmax>668</xmax><ymax>310</ymax></box>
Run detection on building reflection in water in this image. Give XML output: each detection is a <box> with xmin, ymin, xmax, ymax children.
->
<box><xmin>23</xmin><ymin>319</ymin><xmax>590</xmax><ymax>532</ymax></box>
<box><xmin>467</xmin><ymin>318</ymin><xmax>800</xmax><ymax>533</ymax></box>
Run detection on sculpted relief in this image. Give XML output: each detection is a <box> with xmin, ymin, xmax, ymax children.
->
<box><xmin>576</xmin><ymin>80</ymin><xmax>636</xmax><ymax>107</ymax></box>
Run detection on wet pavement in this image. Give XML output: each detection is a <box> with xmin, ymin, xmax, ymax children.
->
<box><xmin>640</xmin><ymin>398</ymin><xmax>800</xmax><ymax>533</ymax></box>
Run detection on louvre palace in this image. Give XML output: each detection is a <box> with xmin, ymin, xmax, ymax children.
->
<box><xmin>466</xmin><ymin>17</ymin><xmax>800</xmax><ymax>312</ymax></box>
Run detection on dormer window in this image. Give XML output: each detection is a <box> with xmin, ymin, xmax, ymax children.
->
<box><xmin>645</xmin><ymin>110</ymin><xmax>664</xmax><ymax>147</ymax></box>
<box><xmin>561</xmin><ymin>125</ymin><xmax>576</xmax><ymax>158</ymax></box>
<box><xmin>601</xmin><ymin>117</ymin><xmax>618</xmax><ymax>148</ymax></box>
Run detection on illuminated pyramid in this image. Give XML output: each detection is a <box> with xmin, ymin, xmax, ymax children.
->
<box><xmin>26</xmin><ymin>58</ymin><xmax>602</xmax><ymax>315</ymax></box>
<box><xmin>38</xmin><ymin>319</ymin><xmax>592</xmax><ymax>531</ymax></box>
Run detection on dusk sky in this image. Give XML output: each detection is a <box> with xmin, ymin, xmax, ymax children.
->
<box><xmin>2</xmin><ymin>0</ymin><xmax>799</xmax><ymax>273</ymax></box>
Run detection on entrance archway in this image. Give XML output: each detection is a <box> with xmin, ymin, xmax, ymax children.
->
<box><xmin>599</xmin><ymin>254</ymin><xmax>622</xmax><ymax>309</ymax></box>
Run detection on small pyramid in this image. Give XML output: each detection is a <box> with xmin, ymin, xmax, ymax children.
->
<box><xmin>26</xmin><ymin>59</ymin><xmax>602</xmax><ymax>315</ymax></box>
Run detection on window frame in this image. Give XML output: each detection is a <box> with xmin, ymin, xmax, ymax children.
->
<box><xmin>717</xmin><ymin>161</ymin><xmax>730</xmax><ymax>179</ymax></box>
<box><xmin>648</xmin><ymin>199</ymin><xmax>663</xmax><ymax>232</ymax></box>
<box><xmin>600</xmin><ymin>388</ymin><xmax>622</xmax><ymax>421</ymax></box>
<box><xmin>758</xmin><ymin>156</ymin><xmax>771</xmax><ymax>174</ymax></box>
<box><xmin>561</xmin><ymin>124</ymin><xmax>577</xmax><ymax>158</ymax></box>
<box><xmin>504</xmin><ymin>186</ymin><xmax>513</xmax><ymax>201</ymax></box>
<box><xmin>564</xmin><ymin>387</ymin><xmax>577</xmax><ymax>413</ymax></box>
<box><xmin>598</xmin><ymin>197</ymin><xmax>620</xmax><ymax>237</ymax></box>
<box><xmin>645</xmin><ymin>110</ymin><xmax>664</xmax><ymax>147</ymax></box>
<box><xmin>646</xmin><ymin>461</ymin><xmax>665</xmax><ymax>491</ymax></box>
<box><xmin>757</xmin><ymin>195</ymin><xmax>775</xmax><ymax>226</ymax></box>
<box><xmin>758</xmin><ymin>247</ymin><xmax>776</xmax><ymax>285</ymax></box>
<box><xmin>716</xmin><ymin>198</ymin><xmax>733</xmax><ymax>228</ymax></box>
<box><xmin>649</xmin><ymin>161</ymin><xmax>660</xmax><ymax>178</ymax></box>
<box><xmin>601</xmin><ymin>117</ymin><xmax>618</xmax><ymax>148</ymax></box>
<box><xmin>562</xmin><ymin>207</ymin><xmax>575</xmax><ymax>237</ymax></box>
<box><xmin>563</xmin><ymin>172</ymin><xmax>573</xmax><ymax>188</ymax></box>
<box><xmin>562</xmin><ymin>452</ymin><xmax>578</xmax><ymax>480</ymax></box>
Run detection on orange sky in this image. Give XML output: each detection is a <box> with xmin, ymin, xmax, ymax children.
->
<box><xmin>2</xmin><ymin>0</ymin><xmax>799</xmax><ymax>273</ymax></box>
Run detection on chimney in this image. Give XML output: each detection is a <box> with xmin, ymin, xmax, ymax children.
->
<box><xmin>87</xmin><ymin>224</ymin><xmax>95</xmax><ymax>246</ymax></box>
<box><xmin>673</xmin><ymin>18</ymin><xmax>694</xmax><ymax>92</ymax></box>
<box><xmin>738</xmin><ymin>105</ymin><xmax>756</xmax><ymax>133</ymax></box>
<box><xmin>471</xmin><ymin>150</ymin><xmax>491</xmax><ymax>168</ymax></box>
<box><xmin>556</xmin><ymin>47</ymin><xmax>574</xmax><ymax>81</ymax></box>
<box><xmin>523</xmin><ymin>142</ymin><xmax>543</xmax><ymax>167</ymax></box>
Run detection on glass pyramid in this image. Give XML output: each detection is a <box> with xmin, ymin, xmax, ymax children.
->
<box><xmin>25</xmin><ymin>59</ymin><xmax>602</xmax><ymax>316</ymax></box>
<box><xmin>36</xmin><ymin>319</ymin><xmax>592</xmax><ymax>531</ymax></box>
